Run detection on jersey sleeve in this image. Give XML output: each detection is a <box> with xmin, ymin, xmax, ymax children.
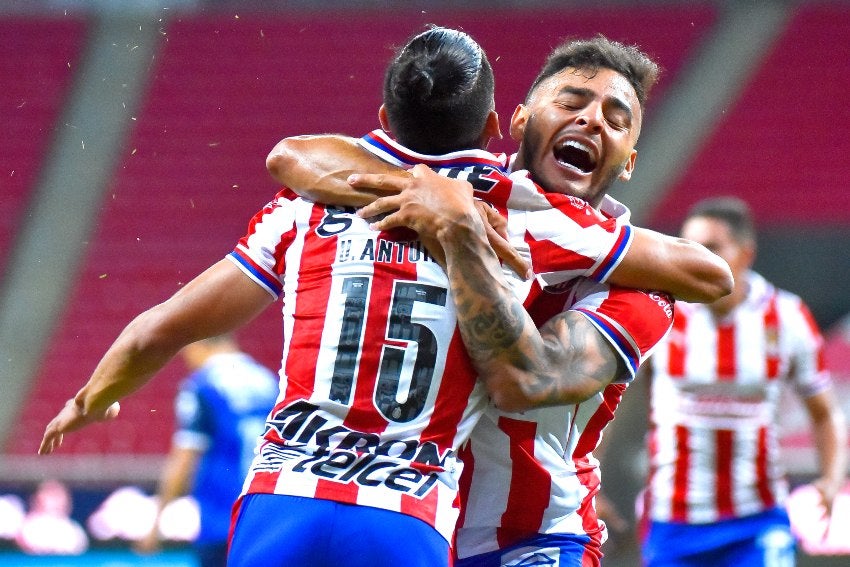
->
<box><xmin>226</xmin><ymin>189</ymin><xmax>299</xmax><ymax>299</ymax></box>
<box><xmin>568</xmin><ymin>280</ymin><xmax>674</xmax><ymax>381</ymax></box>
<box><xmin>525</xmin><ymin>211</ymin><xmax>632</xmax><ymax>286</ymax></box>
<box><xmin>781</xmin><ymin>292</ymin><xmax>832</xmax><ymax>398</ymax></box>
<box><xmin>505</xmin><ymin>173</ymin><xmax>633</xmax><ymax>286</ymax></box>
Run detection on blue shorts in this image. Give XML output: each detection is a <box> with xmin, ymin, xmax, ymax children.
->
<box><xmin>227</xmin><ymin>493</ymin><xmax>450</xmax><ymax>567</ymax></box>
<box><xmin>456</xmin><ymin>532</ymin><xmax>601</xmax><ymax>567</ymax></box>
<box><xmin>642</xmin><ymin>507</ymin><xmax>796</xmax><ymax>567</ymax></box>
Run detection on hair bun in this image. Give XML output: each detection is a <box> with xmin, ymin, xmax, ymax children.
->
<box><xmin>394</xmin><ymin>58</ymin><xmax>435</xmax><ymax>103</ymax></box>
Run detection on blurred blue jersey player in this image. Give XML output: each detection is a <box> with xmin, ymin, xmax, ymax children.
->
<box><xmin>136</xmin><ymin>335</ymin><xmax>278</xmax><ymax>567</ymax></box>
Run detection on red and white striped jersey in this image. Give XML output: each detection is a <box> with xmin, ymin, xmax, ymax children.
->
<box><xmin>455</xmin><ymin>280</ymin><xmax>675</xmax><ymax>560</ymax></box>
<box><xmin>360</xmin><ymin>130</ymin><xmax>635</xmax><ymax>287</ymax></box>
<box><xmin>227</xmin><ymin>132</ymin><xmax>636</xmax><ymax>543</ymax></box>
<box><xmin>644</xmin><ymin>271</ymin><xmax>831</xmax><ymax>524</ymax></box>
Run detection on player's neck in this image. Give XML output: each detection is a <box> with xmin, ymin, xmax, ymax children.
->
<box><xmin>708</xmin><ymin>279</ymin><xmax>749</xmax><ymax>320</ymax></box>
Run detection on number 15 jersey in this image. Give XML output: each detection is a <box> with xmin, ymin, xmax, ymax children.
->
<box><xmin>227</xmin><ymin>135</ymin><xmax>633</xmax><ymax>543</ymax></box>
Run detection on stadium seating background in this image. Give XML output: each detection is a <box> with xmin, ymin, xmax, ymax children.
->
<box><xmin>1</xmin><ymin>2</ymin><xmax>848</xmax><ymax>566</ymax></box>
<box><xmin>4</xmin><ymin>4</ymin><xmax>717</xmax><ymax>456</ymax></box>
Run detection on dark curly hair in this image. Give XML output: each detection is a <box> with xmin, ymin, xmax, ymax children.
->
<box><xmin>527</xmin><ymin>34</ymin><xmax>660</xmax><ymax>111</ymax></box>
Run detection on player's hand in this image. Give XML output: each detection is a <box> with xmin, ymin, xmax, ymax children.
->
<box><xmin>351</xmin><ymin>165</ymin><xmax>530</xmax><ymax>279</ymax></box>
<box><xmin>474</xmin><ymin>199</ymin><xmax>531</xmax><ymax>280</ymax></box>
<box><xmin>38</xmin><ymin>399</ymin><xmax>120</xmax><ymax>455</ymax></box>
<box><xmin>352</xmin><ymin>164</ymin><xmax>475</xmax><ymax>234</ymax></box>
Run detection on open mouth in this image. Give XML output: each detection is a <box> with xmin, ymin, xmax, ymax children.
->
<box><xmin>553</xmin><ymin>140</ymin><xmax>597</xmax><ymax>174</ymax></box>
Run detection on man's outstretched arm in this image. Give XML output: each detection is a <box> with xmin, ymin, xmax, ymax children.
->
<box><xmin>267</xmin><ymin>135</ymin><xmax>402</xmax><ymax>206</ymax></box>
<box><xmin>267</xmin><ymin>135</ymin><xmax>732</xmax><ymax>303</ymax></box>
<box><xmin>38</xmin><ymin>260</ymin><xmax>273</xmax><ymax>455</ymax></box>
<box><xmin>616</xmin><ymin>228</ymin><xmax>732</xmax><ymax>303</ymax></box>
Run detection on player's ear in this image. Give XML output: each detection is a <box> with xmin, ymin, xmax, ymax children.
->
<box><xmin>509</xmin><ymin>104</ymin><xmax>528</xmax><ymax>142</ymax></box>
<box><xmin>480</xmin><ymin>110</ymin><xmax>502</xmax><ymax>147</ymax></box>
<box><xmin>378</xmin><ymin>105</ymin><xmax>391</xmax><ymax>133</ymax></box>
<box><xmin>618</xmin><ymin>149</ymin><xmax>637</xmax><ymax>182</ymax></box>
<box><xmin>741</xmin><ymin>240</ymin><xmax>757</xmax><ymax>269</ymax></box>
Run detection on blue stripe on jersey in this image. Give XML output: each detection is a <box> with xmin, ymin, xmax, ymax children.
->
<box><xmin>576</xmin><ymin>307</ymin><xmax>639</xmax><ymax>377</ymax></box>
<box><xmin>589</xmin><ymin>224</ymin><xmax>632</xmax><ymax>282</ymax></box>
<box><xmin>228</xmin><ymin>250</ymin><xmax>283</xmax><ymax>297</ymax></box>
<box><xmin>359</xmin><ymin>131</ymin><xmax>508</xmax><ymax>172</ymax></box>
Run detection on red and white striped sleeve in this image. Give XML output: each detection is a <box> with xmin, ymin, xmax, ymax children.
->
<box><xmin>227</xmin><ymin>189</ymin><xmax>301</xmax><ymax>298</ymax></box>
<box><xmin>568</xmin><ymin>281</ymin><xmax>675</xmax><ymax>381</ymax></box>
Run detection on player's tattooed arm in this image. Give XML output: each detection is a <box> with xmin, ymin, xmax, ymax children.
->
<box><xmin>358</xmin><ymin>165</ymin><xmax>623</xmax><ymax>412</ymax></box>
<box><xmin>428</xmin><ymin>172</ymin><xmax>623</xmax><ymax>410</ymax></box>
<box><xmin>443</xmin><ymin>228</ymin><xmax>623</xmax><ymax>411</ymax></box>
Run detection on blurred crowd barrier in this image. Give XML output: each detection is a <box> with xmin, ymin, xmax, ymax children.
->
<box><xmin>0</xmin><ymin>480</ymin><xmax>197</xmax><ymax>556</ymax></box>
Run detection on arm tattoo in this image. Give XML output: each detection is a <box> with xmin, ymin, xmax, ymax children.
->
<box><xmin>446</xmin><ymin>236</ymin><xmax>622</xmax><ymax>404</ymax></box>
<box><xmin>523</xmin><ymin>312</ymin><xmax>622</xmax><ymax>406</ymax></box>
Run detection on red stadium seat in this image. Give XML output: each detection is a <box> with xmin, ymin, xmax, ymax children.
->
<box><xmin>646</xmin><ymin>3</ymin><xmax>850</xmax><ymax>230</ymax></box>
<box><xmin>0</xmin><ymin>16</ymin><xmax>87</xmax><ymax>278</ymax></box>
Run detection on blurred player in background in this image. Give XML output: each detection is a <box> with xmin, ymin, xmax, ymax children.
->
<box><xmin>134</xmin><ymin>335</ymin><xmax>277</xmax><ymax>567</ymax></box>
<box><xmin>639</xmin><ymin>196</ymin><xmax>847</xmax><ymax>566</ymax></box>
